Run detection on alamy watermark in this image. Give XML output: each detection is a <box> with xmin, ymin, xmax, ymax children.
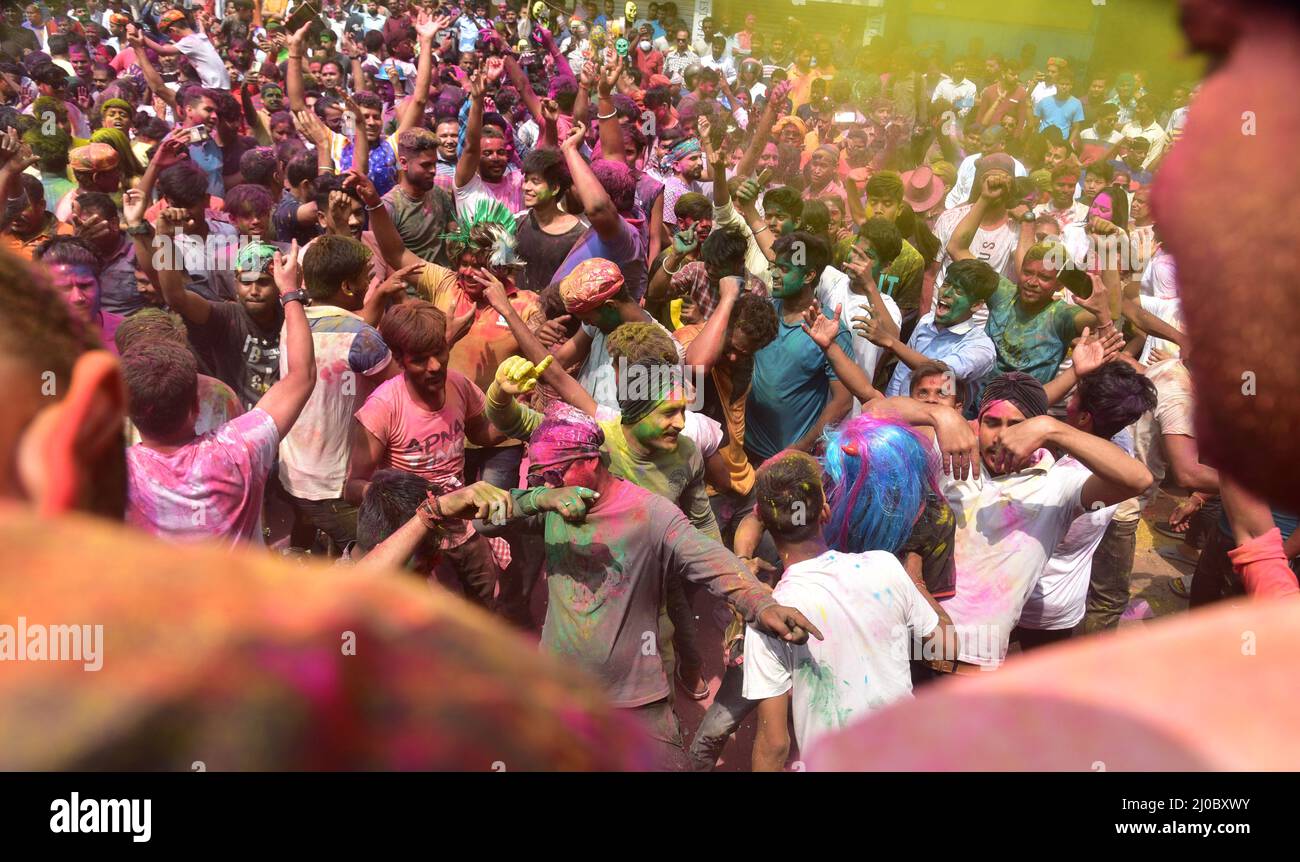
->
<box><xmin>0</xmin><ymin>616</ymin><xmax>103</xmax><ymax>671</ymax></box>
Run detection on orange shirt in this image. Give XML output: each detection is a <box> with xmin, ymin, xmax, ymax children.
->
<box><xmin>673</xmin><ymin>323</ymin><xmax>754</xmax><ymax>496</ymax></box>
<box><xmin>416</xmin><ymin>266</ymin><xmax>544</xmax><ymax>446</ymax></box>
<box><xmin>1</xmin><ymin>214</ymin><xmax>74</xmax><ymax>260</ymax></box>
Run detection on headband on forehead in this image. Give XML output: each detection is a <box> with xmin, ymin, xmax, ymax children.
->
<box><xmin>528</xmin><ymin>403</ymin><xmax>605</xmax><ymax>472</ymax></box>
<box><xmin>619</xmin><ymin>362</ymin><xmax>686</xmax><ymax>426</ymax></box>
<box><xmin>660</xmin><ymin>137</ymin><xmax>700</xmax><ymax>171</ymax></box>
<box><xmin>979</xmin><ymin>371</ymin><xmax>1049</xmax><ymax>419</ymax></box>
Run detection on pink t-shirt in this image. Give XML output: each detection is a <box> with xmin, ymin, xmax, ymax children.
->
<box><xmin>355</xmin><ymin>371</ymin><xmax>485</xmax><ymax>487</ymax></box>
<box><xmin>454</xmin><ymin>171</ymin><xmax>527</xmax><ymax>216</ymax></box>
<box><xmin>355</xmin><ymin>371</ymin><xmax>486</xmax><ymax>550</ymax></box>
<box><xmin>126</xmin><ymin>408</ymin><xmax>279</xmax><ymax>547</ymax></box>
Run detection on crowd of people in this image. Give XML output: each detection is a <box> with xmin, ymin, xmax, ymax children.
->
<box><xmin>1</xmin><ymin>0</ymin><xmax>1296</xmax><ymax>772</ymax></box>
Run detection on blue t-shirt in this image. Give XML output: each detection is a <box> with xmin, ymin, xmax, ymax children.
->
<box><xmin>745</xmin><ymin>299</ymin><xmax>854</xmax><ymax>461</ymax></box>
<box><xmin>1035</xmin><ymin>95</ymin><xmax>1084</xmax><ymax>137</ymax></box>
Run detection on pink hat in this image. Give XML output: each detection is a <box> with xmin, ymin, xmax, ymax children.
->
<box><xmin>900</xmin><ymin>164</ymin><xmax>945</xmax><ymax>212</ymax></box>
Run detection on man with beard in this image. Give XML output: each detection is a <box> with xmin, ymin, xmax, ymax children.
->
<box><xmin>382</xmin><ymin>129</ymin><xmax>457</xmax><ymax>267</ymax></box>
<box><xmin>475</xmin><ymin>403</ymin><xmax>821</xmax><ymax>770</ymax></box>
<box><xmin>455</xmin><ymin>70</ymin><xmax>525</xmax><ymax>214</ymax></box>
<box><xmin>659</xmin><ymin>137</ymin><xmax>711</xmax><ymax>230</ymax></box>
<box><xmin>866</xmin><ymin>374</ymin><xmax>1152</xmax><ymax>671</ymax></box>
<box><xmin>123</xmin><ymin>243</ymin><xmax>315</xmax><ymax>546</ymax></box>
<box><xmin>345</xmin><ymin>300</ymin><xmax>506</xmax><ymax>607</ymax></box>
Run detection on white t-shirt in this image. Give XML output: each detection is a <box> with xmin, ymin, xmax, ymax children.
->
<box><xmin>742</xmin><ymin>550</ymin><xmax>939</xmax><ymax>755</ymax></box>
<box><xmin>1136</xmin><ymin>294</ymin><xmax>1183</xmax><ymax>366</ymax></box>
<box><xmin>815</xmin><ymin>266</ymin><xmax>901</xmax><ymax>414</ymax></box>
<box><xmin>1114</xmin><ymin>358</ymin><xmax>1194</xmax><ymax>523</ymax></box>
<box><xmin>1018</xmin><ymin>431</ymin><xmax>1133</xmax><ymax>631</ymax></box>
<box><xmin>932</xmin><ymin>203</ymin><xmax>1019</xmax><ymax>326</ymax></box>
<box><xmin>940</xmin><ymin>451</ymin><xmax>1089</xmax><ymax>666</ymax></box>
<box><xmin>175</xmin><ymin>32</ymin><xmax>231</xmax><ymax>90</ymax></box>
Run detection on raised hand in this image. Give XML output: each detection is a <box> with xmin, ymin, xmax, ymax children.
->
<box><xmin>122</xmin><ymin>188</ymin><xmax>148</xmax><ymax>228</ymax></box>
<box><xmin>671</xmin><ymin>227</ymin><xmax>698</xmax><ymax>255</ymax></box>
<box><xmin>414</xmin><ymin>10</ymin><xmax>439</xmax><ymax>40</ymax></box>
<box><xmin>342</xmin><ymin>169</ymin><xmax>382</xmax><ymax>208</ymax></box>
<box><xmin>561</xmin><ymin>120</ymin><xmax>587</xmax><ymax>153</ymax></box>
<box><xmin>1071</xmin><ymin>326</ymin><xmax>1124</xmax><ymax>377</ymax></box>
<box><xmin>272</xmin><ymin>240</ymin><xmax>302</xmax><ymax>294</ymax></box>
<box><xmin>495</xmin><ymin>354</ymin><xmax>555</xmax><ymax>397</ymax></box>
<box><xmin>468</xmin><ymin>69</ymin><xmax>486</xmax><ymax>101</ymax></box>
<box><xmin>598</xmin><ymin>55</ymin><xmax>623</xmax><ymax>98</ymax></box>
<box><xmin>290</xmin><ymin>21</ymin><xmax>313</xmax><ymax>48</ymax></box>
<box><xmin>734</xmin><ymin>176</ymin><xmax>763</xmax><ymax>205</ymax></box>
<box><xmin>800</xmin><ymin>301</ymin><xmax>842</xmax><ymax>350</ymax></box>
<box><xmin>293</xmin><ymin>109</ymin><xmax>332</xmax><ymax>146</ymax></box>
<box><xmin>378</xmin><ymin>262</ymin><xmax>426</xmax><ymax>297</ymax></box>
<box><xmin>718</xmin><ymin>275</ymin><xmax>743</xmax><ymax>303</ymax></box>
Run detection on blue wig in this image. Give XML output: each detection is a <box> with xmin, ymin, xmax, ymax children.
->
<box><xmin>821</xmin><ymin>415</ymin><xmax>940</xmax><ymax>555</ymax></box>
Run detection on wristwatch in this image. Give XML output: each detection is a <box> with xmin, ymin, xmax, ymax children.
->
<box><xmin>126</xmin><ymin>223</ymin><xmax>152</xmax><ymax>235</ymax></box>
<box><xmin>280</xmin><ymin>290</ymin><xmax>307</xmax><ymax>306</ymax></box>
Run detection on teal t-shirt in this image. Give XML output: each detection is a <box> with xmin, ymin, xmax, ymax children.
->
<box><xmin>746</xmin><ymin>299</ymin><xmax>855</xmax><ymax>461</ymax></box>
<box><xmin>984</xmin><ymin>277</ymin><xmax>1082</xmax><ymax>385</ymax></box>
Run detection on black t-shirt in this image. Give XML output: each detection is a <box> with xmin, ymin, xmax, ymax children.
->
<box><xmin>898</xmin><ymin>491</ymin><xmax>957</xmax><ymax>599</ymax></box>
<box><xmin>514</xmin><ymin>210</ymin><xmax>586</xmax><ymax>293</ymax></box>
<box><xmin>186</xmin><ymin>300</ymin><xmax>284</xmax><ymax>410</ymax></box>
<box><xmin>273</xmin><ymin>190</ymin><xmax>322</xmax><ymax>246</ymax></box>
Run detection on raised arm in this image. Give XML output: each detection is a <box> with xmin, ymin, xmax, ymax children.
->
<box><xmin>503</xmin><ymin>53</ymin><xmax>545</xmax><ymax>124</ymax></box>
<box><xmin>345</xmin><ymin>170</ymin><xmax>423</xmax><ymax>271</ymax></box>
<box><xmin>138</xmin><ymin>201</ymin><xmax>214</xmax><ymax>324</ymax></box>
<box><xmin>128</xmin><ymin>26</ymin><xmax>178</xmax><ymax>113</ymax></box>
<box><xmin>993</xmin><ymin>414</ymin><xmax>1153</xmax><ymax>508</ymax></box>
<box><xmin>947</xmin><ymin>176</ymin><xmax>999</xmax><ymax>263</ymax></box>
<box><xmin>596</xmin><ymin>57</ymin><xmax>626</xmax><ymax>165</ymax></box>
<box><xmin>682</xmin><ymin>276</ymin><xmax>741</xmax><ymax>372</ymax></box>
<box><xmin>454</xmin><ymin>70</ymin><xmax>486</xmax><ymax>189</ymax></box>
<box><xmin>801</xmin><ymin>303</ymin><xmax>884</xmax><ymax>405</ymax></box>
<box><xmin>476</xmin><ymin>273</ymin><xmax>599</xmax><ymax>412</ymax></box>
<box><xmin>254</xmin><ymin>242</ymin><xmax>317</xmax><ymax>438</ymax></box>
<box><xmin>396</xmin><ymin>13</ymin><xmax>447</xmax><ymax>135</ymax></box>
<box><xmin>561</xmin><ymin>120</ymin><xmax>622</xmax><ymax>242</ymax></box>
<box><xmin>735</xmin><ymin>80</ymin><xmax>790</xmax><ymax>182</ymax></box>
<box><xmin>286</xmin><ymin>22</ymin><xmax>312</xmax><ymax>113</ymax></box>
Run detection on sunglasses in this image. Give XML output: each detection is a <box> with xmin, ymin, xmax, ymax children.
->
<box><xmin>525</xmin><ymin>467</ymin><xmax>567</xmax><ymax>488</ymax></box>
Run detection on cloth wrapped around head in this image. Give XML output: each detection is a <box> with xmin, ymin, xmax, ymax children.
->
<box><xmin>528</xmin><ymin>403</ymin><xmax>605</xmax><ymax>472</ymax></box>
<box><xmin>980</xmin><ymin>371</ymin><xmax>1049</xmax><ymax>419</ymax></box>
<box><xmin>772</xmin><ymin>116</ymin><xmax>808</xmax><ymax>138</ymax></box>
<box><xmin>660</xmin><ymin>137</ymin><xmax>700</xmax><ymax>172</ymax></box>
<box><xmin>619</xmin><ymin>361</ymin><xmax>686</xmax><ymax>426</ymax></box>
<box><xmin>559</xmin><ymin>258</ymin><xmax>624</xmax><ymax>314</ymax></box>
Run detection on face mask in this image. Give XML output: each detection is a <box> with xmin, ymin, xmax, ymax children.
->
<box><xmin>639</xmin><ymin>40</ymin><xmax>651</xmax><ymax>52</ymax></box>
